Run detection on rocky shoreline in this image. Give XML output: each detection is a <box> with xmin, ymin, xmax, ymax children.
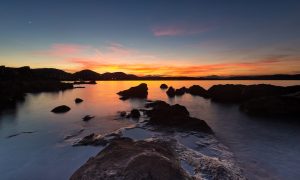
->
<box><xmin>71</xmin><ymin>99</ymin><xmax>246</xmax><ymax>180</ymax></box>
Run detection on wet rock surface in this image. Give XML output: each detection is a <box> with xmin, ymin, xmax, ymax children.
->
<box><xmin>71</xmin><ymin>138</ymin><xmax>192</xmax><ymax>180</ymax></box>
<box><xmin>117</xmin><ymin>83</ymin><xmax>148</xmax><ymax>100</ymax></box>
<box><xmin>145</xmin><ymin>101</ymin><xmax>213</xmax><ymax>133</ymax></box>
<box><xmin>71</xmin><ymin>136</ymin><xmax>245</xmax><ymax>180</ymax></box>
<box><xmin>51</xmin><ymin>105</ymin><xmax>71</xmax><ymax>113</ymax></box>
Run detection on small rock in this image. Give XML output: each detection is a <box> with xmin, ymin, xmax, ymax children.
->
<box><xmin>166</xmin><ymin>86</ymin><xmax>175</xmax><ymax>97</ymax></box>
<box><xmin>130</xmin><ymin>109</ymin><xmax>141</xmax><ymax>118</ymax></box>
<box><xmin>51</xmin><ymin>105</ymin><xmax>71</xmax><ymax>113</ymax></box>
<box><xmin>160</xmin><ymin>84</ymin><xmax>168</xmax><ymax>89</ymax></box>
<box><xmin>75</xmin><ymin>98</ymin><xmax>83</xmax><ymax>103</ymax></box>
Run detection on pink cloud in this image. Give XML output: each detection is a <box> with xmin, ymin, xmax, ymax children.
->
<box><xmin>152</xmin><ymin>24</ymin><xmax>213</xmax><ymax>37</ymax></box>
<box><xmin>34</xmin><ymin>44</ymin><xmax>88</xmax><ymax>56</ymax></box>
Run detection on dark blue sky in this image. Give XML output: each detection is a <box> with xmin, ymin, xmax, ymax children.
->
<box><xmin>1</xmin><ymin>0</ymin><xmax>300</xmax><ymax>76</ymax></box>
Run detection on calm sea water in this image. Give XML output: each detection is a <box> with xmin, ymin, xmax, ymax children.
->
<box><xmin>0</xmin><ymin>80</ymin><xmax>300</xmax><ymax>180</ymax></box>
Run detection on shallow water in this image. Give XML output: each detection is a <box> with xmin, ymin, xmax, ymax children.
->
<box><xmin>0</xmin><ymin>80</ymin><xmax>300</xmax><ymax>180</ymax></box>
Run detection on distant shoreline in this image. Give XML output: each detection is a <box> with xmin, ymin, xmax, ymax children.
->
<box><xmin>1</xmin><ymin>66</ymin><xmax>300</xmax><ymax>81</ymax></box>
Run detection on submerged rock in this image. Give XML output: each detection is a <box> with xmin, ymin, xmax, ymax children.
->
<box><xmin>166</xmin><ymin>86</ymin><xmax>176</xmax><ymax>97</ymax></box>
<box><xmin>51</xmin><ymin>105</ymin><xmax>70</xmax><ymax>113</ymax></box>
<box><xmin>187</xmin><ymin>85</ymin><xmax>209</xmax><ymax>98</ymax></box>
<box><xmin>82</xmin><ymin>115</ymin><xmax>95</xmax><ymax>121</ymax></box>
<box><xmin>160</xmin><ymin>83</ymin><xmax>168</xmax><ymax>89</ymax></box>
<box><xmin>75</xmin><ymin>98</ymin><xmax>83</xmax><ymax>104</ymax></box>
<box><xmin>70</xmin><ymin>138</ymin><xmax>192</xmax><ymax>180</ymax></box>
<box><xmin>240</xmin><ymin>92</ymin><xmax>300</xmax><ymax>116</ymax></box>
<box><xmin>117</xmin><ymin>83</ymin><xmax>148</xmax><ymax>100</ymax></box>
<box><xmin>145</xmin><ymin>101</ymin><xmax>213</xmax><ymax>133</ymax></box>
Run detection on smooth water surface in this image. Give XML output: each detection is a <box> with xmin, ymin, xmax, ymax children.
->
<box><xmin>0</xmin><ymin>80</ymin><xmax>300</xmax><ymax>180</ymax></box>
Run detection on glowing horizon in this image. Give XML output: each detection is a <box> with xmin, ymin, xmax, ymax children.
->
<box><xmin>1</xmin><ymin>1</ymin><xmax>300</xmax><ymax>76</ymax></box>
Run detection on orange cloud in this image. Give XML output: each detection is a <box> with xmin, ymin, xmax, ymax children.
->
<box><xmin>66</xmin><ymin>56</ymin><xmax>299</xmax><ymax>76</ymax></box>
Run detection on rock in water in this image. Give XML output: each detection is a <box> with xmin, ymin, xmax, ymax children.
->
<box><xmin>145</xmin><ymin>101</ymin><xmax>213</xmax><ymax>133</ymax></box>
<box><xmin>175</xmin><ymin>87</ymin><xmax>186</xmax><ymax>96</ymax></box>
<box><xmin>117</xmin><ymin>83</ymin><xmax>148</xmax><ymax>100</ymax></box>
<box><xmin>75</xmin><ymin>98</ymin><xmax>83</xmax><ymax>104</ymax></box>
<box><xmin>166</xmin><ymin>86</ymin><xmax>175</xmax><ymax>97</ymax></box>
<box><xmin>70</xmin><ymin>138</ymin><xmax>191</xmax><ymax>180</ymax></box>
<box><xmin>208</xmin><ymin>84</ymin><xmax>246</xmax><ymax>102</ymax></box>
<box><xmin>51</xmin><ymin>105</ymin><xmax>70</xmax><ymax>113</ymax></box>
<box><xmin>160</xmin><ymin>83</ymin><xmax>168</xmax><ymax>89</ymax></box>
<box><xmin>187</xmin><ymin>85</ymin><xmax>208</xmax><ymax>98</ymax></box>
<box><xmin>130</xmin><ymin>109</ymin><xmax>140</xmax><ymax>118</ymax></box>
<box><xmin>82</xmin><ymin>115</ymin><xmax>95</xmax><ymax>121</ymax></box>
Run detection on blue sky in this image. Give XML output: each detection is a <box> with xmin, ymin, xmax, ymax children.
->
<box><xmin>1</xmin><ymin>0</ymin><xmax>300</xmax><ymax>76</ymax></box>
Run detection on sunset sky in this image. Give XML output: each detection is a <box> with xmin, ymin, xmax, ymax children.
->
<box><xmin>1</xmin><ymin>0</ymin><xmax>300</xmax><ymax>76</ymax></box>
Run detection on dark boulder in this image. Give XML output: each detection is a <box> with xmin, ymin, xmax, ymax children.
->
<box><xmin>240</xmin><ymin>92</ymin><xmax>300</xmax><ymax>117</ymax></box>
<box><xmin>175</xmin><ymin>87</ymin><xmax>186</xmax><ymax>96</ymax></box>
<box><xmin>82</xmin><ymin>115</ymin><xmax>95</xmax><ymax>121</ymax></box>
<box><xmin>166</xmin><ymin>86</ymin><xmax>175</xmax><ymax>97</ymax></box>
<box><xmin>70</xmin><ymin>138</ymin><xmax>191</xmax><ymax>180</ymax></box>
<box><xmin>75</xmin><ymin>98</ymin><xmax>83</xmax><ymax>104</ymax></box>
<box><xmin>145</xmin><ymin>101</ymin><xmax>213</xmax><ymax>133</ymax></box>
<box><xmin>130</xmin><ymin>109</ymin><xmax>141</xmax><ymax>118</ymax></box>
<box><xmin>208</xmin><ymin>84</ymin><xmax>246</xmax><ymax>102</ymax></box>
<box><xmin>241</xmin><ymin>84</ymin><xmax>285</xmax><ymax>100</ymax></box>
<box><xmin>117</xmin><ymin>83</ymin><xmax>148</xmax><ymax>100</ymax></box>
<box><xmin>51</xmin><ymin>105</ymin><xmax>70</xmax><ymax>113</ymax></box>
<box><xmin>160</xmin><ymin>84</ymin><xmax>168</xmax><ymax>89</ymax></box>
<box><xmin>187</xmin><ymin>85</ymin><xmax>208</xmax><ymax>98</ymax></box>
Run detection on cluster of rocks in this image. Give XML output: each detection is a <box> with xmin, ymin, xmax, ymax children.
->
<box><xmin>145</xmin><ymin>101</ymin><xmax>213</xmax><ymax>133</ymax></box>
<box><xmin>117</xmin><ymin>83</ymin><xmax>148</xmax><ymax>100</ymax></box>
<box><xmin>72</xmin><ymin>136</ymin><xmax>245</xmax><ymax>180</ymax></box>
<box><xmin>161</xmin><ymin>83</ymin><xmax>300</xmax><ymax>117</ymax></box>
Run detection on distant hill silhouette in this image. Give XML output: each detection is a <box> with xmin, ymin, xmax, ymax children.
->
<box><xmin>1</xmin><ymin>65</ymin><xmax>300</xmax><ymax>80</ymax></box>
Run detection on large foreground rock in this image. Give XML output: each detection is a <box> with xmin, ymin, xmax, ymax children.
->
<box><xmin>240</xmin><ymin>92</ymin><xmax>300</xmax><ymax>116</ymax></box>
<box><xmin>145</xmin><ymin>101</ymin><xmax>213</xmax><ymax>133</ymax></box>
<box><xmin>117</xmin><ymin>83</ymin><xmax>148</xmax><ymax>100</ymax></box>
<box><xmin>70</xmin><ymin>138</ymin><xmax>191</xmax><ymax>180</ymax></box>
